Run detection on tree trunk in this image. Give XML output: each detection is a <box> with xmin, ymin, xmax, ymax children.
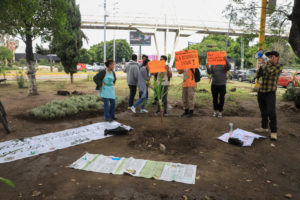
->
<box><xmin>288</xmin><ymin>0</ymin><xmax>300</xmax><ymax>58</ymax></box>
<box><xmin>25</xmin><ymin>32</ymin><xmax>38</xmax><ymax>95</ymax></box>
<box><xmin>70</xmin><ymin>72</ymin><xmax>74</xmax><ymax>84</ymax></box>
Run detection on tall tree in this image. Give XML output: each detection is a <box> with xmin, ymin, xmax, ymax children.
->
<box><xmin>0</xmin><ymin>0</ymin><xmax>67</xmax><ymax>95</ymax></box>
<box><xmin>223</xmin><ymin>0</ymin><xmax>300</xmax><ymax>59</ymax></box>
<box><xmin>53</xmin><ymin>0</ymin><xmax>82</xmax><ymax>83</ymax></box>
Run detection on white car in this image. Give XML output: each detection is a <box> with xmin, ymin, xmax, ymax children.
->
<box><xmin>86</xmin><ymin>64</ymin><xmax>94</xmax><ymax>71</ymax></box>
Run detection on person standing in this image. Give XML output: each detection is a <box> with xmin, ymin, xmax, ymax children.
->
<box><xmin>206</xmin><ymin>57</ymin><xmax>231</xmax><ymax>118</ymax></box>
<box><xmin>130</xmin><ymin>59</ymin><xmax>151</xmax><ymax>113</ymax></box>
<box><xmin>123</xmin><ymin>54</ymin><xmax>139</xmax><ymax>109</ymax></box>
<box><xmin>155</xmin><ymin>55</ymin><xmax>172</xmax><ymax>116</ymax></box>
<box><xmin>140</xmin><ymin>54</ymin><xmax>148</xmax><ymax>68</ymax></box>
<box><xmin>254</xmin><ymin>51</ymin><xmax>283</xmax><ymax>140</ymax></box>
<box><xmin>97</xmin><ymin>59</ymin><xmax>117</xmax><ymax>122</ymax></box>
<box><xmin>178</xmin><ymin>68</ymin><xmax>197</xmax><ymax>117</ymax></box>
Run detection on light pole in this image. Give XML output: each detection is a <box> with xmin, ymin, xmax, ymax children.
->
<box><xmin>113</xmin><ymin>1</ymin><xmax>119</xmax><ymax>62</ymax></box>
<box><xmin>103</xmin><ymin>0</ymin><xmax>107</xmax><ymax>63</ymax></box>
<box><xmin>225</xmin><ymin>6</ymin><xmax>233</xmax><ymax>52</ymax></box>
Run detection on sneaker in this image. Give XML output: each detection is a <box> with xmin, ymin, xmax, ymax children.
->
<box><xmin>112</xmin><ymin>117</ymin><xmax>117</xmax><ymax>121</ymax></box>
<box><xmin>155</xmin><ymin>111</ymin><xmax>160</xmax><ymax>116</ymax></box>
<box><xmin>212</xmin><ymin>111</ymin><xmax>218</xmax><ymax>117</ymax></box>
<box><xmin>270</xmin><ymin>132</ymin><xmax>277</xmax><ymax>140</ymax></box>
<box><xmin>140</xmin><ymin>109</ymin><xmax>148</xmax><ymax>113</ymax></box>
<box><xmin>164</xmin><ymin>112</ymin><xmax>168</xmax><ymax>116</ymax></box>
<box><xmin>218</xmin><ymin>112</ymin><xmax>222</xmax><ymax>118</ymax></box>
<box><xmin>254</xmin><ymin>127</ymin><xmax>269</xmax><ymax>133</ymax></box>
<box><xmin>130</xmin><ymin>106</ymin><xmax>136</xmax><ymax>113</ymax></box>
<box><xmin>187</xmin><ymin>110</ymin><xmax>194</xmax><ymax>118</ymax></box>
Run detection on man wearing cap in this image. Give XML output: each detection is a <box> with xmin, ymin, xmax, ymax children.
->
<box><xmin>254</xmin><ymin>51</ymin><xmax>283</xmax><ymax>140</ymax></box>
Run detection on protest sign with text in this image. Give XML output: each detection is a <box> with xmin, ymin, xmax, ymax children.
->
<box><xmin>175</xmin><ymin>50</ymin><xmax>199</xmax><ymax>70</ymax></box>
<box><xmin>148</xmin><ymin>60</ymin><xmax>166</xmax><ymax>73</ymax></box>
<box><xmin>206</xmin><ymin>51</ymin><xmax>227</xmax><ymax>65</ymax></box>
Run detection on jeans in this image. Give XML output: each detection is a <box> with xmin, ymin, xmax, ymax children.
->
<box><xmin>134</xmin><ymin>91</ymin><xmax>147</xmax><ymax>109</ymax></box>
<box><xmin>157</xmin><ymin>86</ymin><xmax>168</xmax><ymax>113</ymax></box>
<box><xmin>211</xmin><ymin>84</ymin><xmax>226</xmax><ymax>112</ymax></box>
<box><xmin>128</xmin><ymin>85</ymin><xmax>137</xmax><ymax>107</ymax></box>
<box><xmin>258</xmin><ymin>92</ymin><xmax>277</xmax><ymax>132</ymax></box>
<box><xmin>103</xmin><ymin>98</ymin><xmax>115</xmax><ymax>121</ymax></box>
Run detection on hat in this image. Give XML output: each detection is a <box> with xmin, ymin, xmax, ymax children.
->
<box><xmin>265</xmin><ymin>51</ymin><xmax>279</xmax><ymax>57</ymax></box>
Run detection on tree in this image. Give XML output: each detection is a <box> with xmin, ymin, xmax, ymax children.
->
<box><xmin>88</xmin><ymin>39</ymin><xmax>133</xmax><ymax>64</ymax></box>
<box><xmin>79</xmin><ymin>48</ymin><xmax>92</xmax><ymax>64</ymax></box>
<box><xmin>0</xmin><ymin>0</ymin><xmax>67</xmax><ymax>95</ymax></box>
<box><xmin>0</xmin><ymin>46</ymin><xmax>13</xmax><ymax>67</ymax></box>
<box><xmin>52</xmin><ymin>0</ymin><xmax>82</xmax><ymax>84</ymax></box>
<box><xmin>223</xmin><ymin>0</ymin><xmax>300</xmax><ymax>59</ymax></box>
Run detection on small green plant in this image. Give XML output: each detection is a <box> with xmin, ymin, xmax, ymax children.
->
<box><xmin>0</xmin><ymin>177</ymin><xmax>15</xmax><ymax>188</ymax></box>
<box><xmin>16</xmin><ymin>71</ymin><xmax>26</xmax><ymax>88</ymax></box>
<box><xmin>147</xmin><ymin>75</ymin><xmax>166</xmax><ymax>124</ymax></box>
<box><xmin>0</xmin><ymin>66</ymin><xmax>6</xmax><ymax>79</ymax></box>
<box><xmin>55</xmin><ymin>82</ymin><xmax>66</xmax><ymax>89</ymax></box>
<box><xmin>86</xmin><ymin>72</ymin><xmax>94</xmax><ymax>81</ymax></box>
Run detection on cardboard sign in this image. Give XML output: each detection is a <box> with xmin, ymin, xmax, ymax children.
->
<box><xmin>148</xmin><ymin>60</ymin><xmax>166</xmax><ymax>73</ymax></box>
<box><xmin>206</xmin><ymin>51</ymin><xmax>226</xmax><ymax>65</ymax></box>
<box><xmin>175</xmin><ymin>50</ymin><xmax>199</xmax><ymax>70</ymax></box>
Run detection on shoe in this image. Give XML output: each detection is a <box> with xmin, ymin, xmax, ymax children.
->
<box><xmin>181</xmin><ymin>109</ymin><xmax>189</xmax><ymax>117</ymax></box>
<box><xmin>155</xmin><ymin>111</ymin><xmax>160</xmax><ymax>116</ymax></box>
<box><xmin>218</xmin><ymin>112</ymin><xmax>222</xmax><ymax>118</ymax></box>
<box><xmin>112</xmin><ymin>117</ymin><xmax>117</xmax><ymax>121</ymax></box>
<box><xmin>270</xmin><ymin>132</ymin><xmax>277</xmax><ymax>140</ymax></box>
<box><xmin>140</xmin><ymin>109</ymin><xmax>148</xmax><ymax>113</ymax></box>
<box><xmin>105</xmin><ymin>119</ymin><xmax>113</xmax><ymax>122</ymax></box>
<box><xmin>213</xmin><ymin>110</ymin><xmax>218</xmax><ymax>117</ymax></box>
<box><xmin>130</xmin><ymin>106</ymin><xmax>136</xmax><ymax>113</ymax></box>
<box><xmin>164</xmin><ymin>112</ymin><xmax>168</xmax><ymax>116</ymax></box>
<box><xmin>187</xmin><ymin>110</ymin><xmax>194</xmax><ymax>118</ymax></box>
<box><xmin>254</xmin><ymin>127</ymin><xmax>269</xmax><ymax>133</ymax></box>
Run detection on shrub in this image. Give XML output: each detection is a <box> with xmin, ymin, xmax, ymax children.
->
<box><xmin>16</xmin><ymin>71</ymin><xmax>26</xmax><ymax>88</ymax></box>
<box><xmin>282</xmin><ymin>88</ymin><xmax>295</xmax><ymax>101</ymax></box>
<box><xmin>32</xmin><ymin>95</ymin><xmax>126</xmax><ymax>120</ymax></box>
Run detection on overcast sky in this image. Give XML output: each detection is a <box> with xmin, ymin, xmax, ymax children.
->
<box><xmin>16</xmin><ymin>0</ymin><xmax>292</xmax><ymax>58</ymax></box>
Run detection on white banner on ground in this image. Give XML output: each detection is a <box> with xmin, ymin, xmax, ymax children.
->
<box><xmin>69</xmin><ymin>153</ymin><xmax>197</xmax><ymax>184</ymax></box>
<box><xmin>0</xmin><ymin>122</ymin><xmax>132</xmax><ymax>163</ymax></box>
<box><xmin>218</xmin><ymin>128</ymin><xmax>266</xmax><ymax>147</ymax></box>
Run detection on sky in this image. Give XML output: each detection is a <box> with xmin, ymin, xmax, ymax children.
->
<box><xmin>15</xmin><ymin>0</ymin><xmax>292</xmax><ymax>58</ymax></box>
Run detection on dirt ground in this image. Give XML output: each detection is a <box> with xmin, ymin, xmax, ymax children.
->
<box><xmin>0</xmin><ymin>81</ymin><xmax>300</xmax><ymax>200</ymax></box>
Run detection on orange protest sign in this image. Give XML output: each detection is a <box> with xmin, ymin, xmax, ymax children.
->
<box><xmin>148</xmin><ymin>60</ymin><xmax>166</xmax><ymax>73</ymax></box>
<box><xmin>206</xmin><ymin>51</ymin><xmax>226</xmax><ymax>65</ymax></box>
<box><xmin>175</xmin><ymin>50</ymin><xmax>199</xmax><ymax>70</ymax></box>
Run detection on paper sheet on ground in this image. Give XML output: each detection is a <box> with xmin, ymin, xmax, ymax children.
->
<box><xmin>0</xmin><ymin>122</ymin><xmax>132</xmax><ymax>163</ymax></box>
<box><xmin>218</xmin><ymin>128</ymin><xmax>266</xmax><ymax>146</ymax></box>
<box><xmin>69</xmin><ymin>153</ymin><xmax>197</xmax><ymax>184</ymax></box>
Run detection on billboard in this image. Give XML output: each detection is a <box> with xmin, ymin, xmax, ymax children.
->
<box><xmin>130</xmin><ymin>31</ymin><xmax>151</xmax><ymax>46</ymax></box>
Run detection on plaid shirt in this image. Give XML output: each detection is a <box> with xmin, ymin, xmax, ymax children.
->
<box><xmin>256</xmin><ymin>62</ymin><xmax>283</xmax><ymax>93</ymax></box>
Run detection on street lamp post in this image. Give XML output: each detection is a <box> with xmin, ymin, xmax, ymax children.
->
<box><xmin>103</xmin><ymin>0</ymin><xmax>107</xmax><ymax>63</ymax></box>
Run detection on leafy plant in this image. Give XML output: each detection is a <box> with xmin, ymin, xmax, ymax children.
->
<box><xmin>16</xmin><ymin>71</ymin><xmax>26</xmax><ymax>88</ymax></box>
<box><xmin>146</xmin><ymin>75</ymin><xmax>166</xmax><ymax>124</ymax></box>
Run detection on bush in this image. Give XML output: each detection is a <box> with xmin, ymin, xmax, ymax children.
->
<box><xmin>39</xmin><ymin>59</ymin><xmax>50</xmax><ymax>66</ymax></box>
<box><xmin>57</xmin><ymin>64</ymin><xmax>63</xmax><ymax>72</ymax></box>
<box><xmin>32</xmin><ymin>95</ymin><xmax>104</xmax><ymax>119</ymax></box>
<box><xmin>16</xmin><ymin>71</ymin><xmax>26</xmax><ymax>88</ymax></box>
<box><xmin>31</xmin><ymin>95</ymin><xmax>126</xmax><ymax>120</ymax></box>
<box><xmin>282</xmin><ymin>88</ymin><xmax>295</xmax><ymax>101</ymax></box>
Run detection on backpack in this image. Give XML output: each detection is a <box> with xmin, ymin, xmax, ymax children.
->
<box><xmin>193</xmin><ymin>68</ymin><xmax>201</xmax><ymax>82</ymax></box>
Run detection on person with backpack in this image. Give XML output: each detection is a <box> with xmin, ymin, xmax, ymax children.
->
<box><xmin>123</xmin><ymin>54</ymin><xmax>139</xmax><ymax>109</ymax></box>
<box><xmin>155</xmin><ymin>55</ymin><xmax>173</xmax><ymax>116</ymax></box>
<box><xmin>206</xmin><ymin>57</ymin><xmax>231</xmax><ymax>118</ymax></box>
<box><xmin>178</xmin><ymin>67</ymin><xmax>200</xmax><ymax>117</ymax></box>
<box><xmin>130</xmin><ymin>59</ymin><xmax>151</xmax><ymax>113</ymax></box>
<box><xmin>93</xmin><ymin>59</ymin><xmax>117</xmax><ymax>122</ymax></box>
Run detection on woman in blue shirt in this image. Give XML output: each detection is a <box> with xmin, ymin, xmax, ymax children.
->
<box><xmin>99</xmin><ymin>59</ymin><xmax>117</xmax><ymax>122</ymax></box>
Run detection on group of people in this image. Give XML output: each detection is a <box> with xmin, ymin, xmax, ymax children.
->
<box><xmin>94</xmin><ymin>50</ymin><xmax>282</xmax><ymax>141</ymax></box>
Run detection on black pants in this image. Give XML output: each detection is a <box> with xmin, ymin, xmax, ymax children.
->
<box><xmin>128</xmin><ymin>85</ymin><xmax>137</xmax><ymax>107</ymax></box>
<box><xmin>258</xmin><ymin>92</ymin><xmax>277</xmax><ymax>132</ymax></box>
<box><xmin>211</xmin><ymin>84</ymin><xmax>226</xmax><ymax>112</ymax></box>
<box><xmin>156</xmin><ymin>86</ymin><xmax>169</xmax><ymax>113</ymax></box>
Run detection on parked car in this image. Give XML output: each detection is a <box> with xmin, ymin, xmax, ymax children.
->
<box><xmin>278</xmin><ymin>71</ymin><xmax>295</xmax><ymax>88</ymax></box>
<box><xmin>77</xmin><ymin>63</ymin><xmax>86</xmax><ymax>71</ymax></box>
<box><xmin>237</xmin><ymin>69</ymin><xmax>257</xmax><ymax>83</ymax></box>
<box><xmin>86</xmin><ymin>64</ymin><xmax>94</xmax><ymax>71</ymax></box>
<box><xmin>93</xmin><ymin>63</ymin><xmax>106</xmax><ymax>71</ymax></box>
<box><xmin>229</xmin><ymin>70</ymin><xmax>245</xmax><ymax>80</ymax></box>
